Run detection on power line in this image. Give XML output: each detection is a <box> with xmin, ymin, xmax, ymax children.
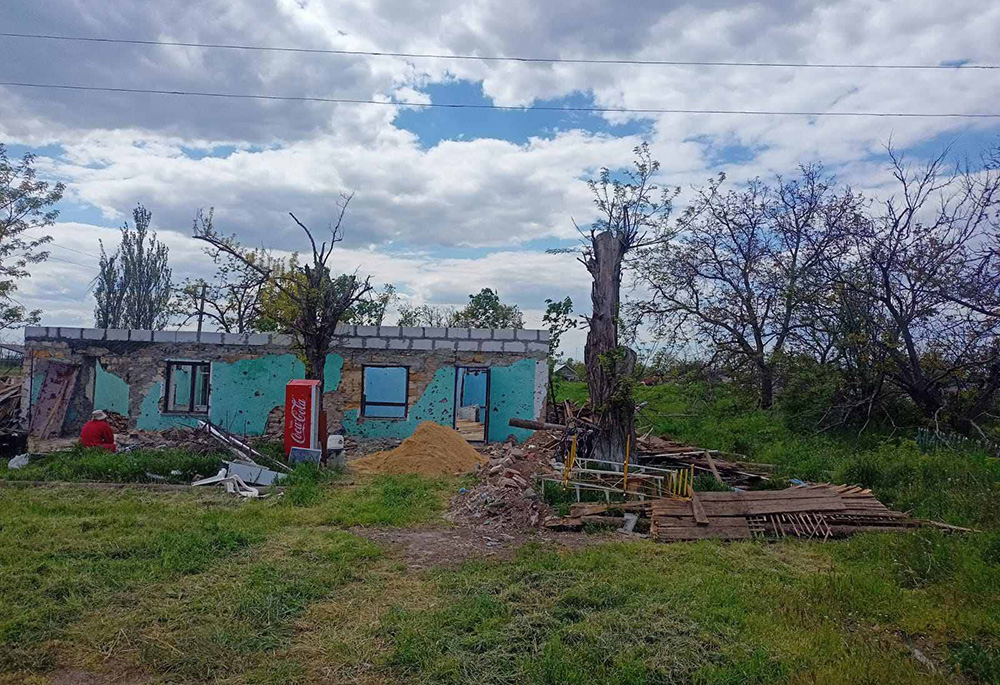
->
<box><xmin>47</xmin><ymin>255</ymin><xmax>98</xmax><ymax>271</ymax></box>
<box><xmin>2</xmin><ymin>31</ymin><xmax>996</xmax><ymax>71</ymax></box>
<box><xmin>1</xmin><ymin>81</ymin><xmax>997</xmax><ymax>119</ymax></box>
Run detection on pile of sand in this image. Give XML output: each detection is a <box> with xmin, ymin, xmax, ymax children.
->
<box><xmin>351</xmin><ymin>421</ymin><xmax>488</xmax><ymax>477</ymax></box>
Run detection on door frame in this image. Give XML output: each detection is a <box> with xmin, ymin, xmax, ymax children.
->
<box><xmin>453</xmin><ymin>366</ymin><xmax>490</xmax><ymax>442</ymax></box>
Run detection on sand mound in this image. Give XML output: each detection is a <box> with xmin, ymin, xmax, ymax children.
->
<box><xmin>351</xmin><ymin>421</ymin><xmax>488</xmax><ymax>477</ymax></box>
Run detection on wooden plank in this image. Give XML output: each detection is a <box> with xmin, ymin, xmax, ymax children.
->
<box><xmin>694</xmin><ymin>489</ymin><xmax>839</xmax><ymax>502</ymax></box>
<box><xmin>690</xmin><ymin>493</ymin><xmax>710</xmax><ymax>526</ymax></box>
<box><xmin>705</xmin><ymin>450</ymin><xmax>723</xmax><ymax>483</ymax></box>
<box><xmin>652</xmin><ymin>496</ymin><xmax>847</xmax><ymax>516</ymax></box>
<box><xmin>653</xmin><ymin>518</ymin><xmax>752</xmax><ymax>540</ymax></box>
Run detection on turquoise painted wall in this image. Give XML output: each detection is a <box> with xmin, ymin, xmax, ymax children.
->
<box><xmin>342</xmin><ymin>366</ymin><xmax>456</xmax><ymax>440</ymax></box>
<box><xmin>137</xmin><ymin>381</ymin><xmax>199</xmax><ymax>430</ymax></box>
<box><xmin>324</xmin><ymin>353</ymin><xmax>343</xmax><ymax>392</ymax></box>
<box><xmin>208</xmin><ymin>354</ymin><xmax>305</xmax><ymax>434</ymax></box>
<box><xmin>94</xmin><ymin>362</ymin><xmax>129</xmax><ymax>416</ymax></box>
<box><xmin>137</xmin><ymin>353</ymin><xmax>305</xmax><ymax>434</ymax></box>
<box><xmin>487</xmin><ymin>358</ymin><xmax>538</xmax><ymax>443</ymax></box>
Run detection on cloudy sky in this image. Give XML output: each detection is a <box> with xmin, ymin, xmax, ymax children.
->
<box><xmin>1</xmin><ymin>0</ymin><xmax>998</xmax><ymax>357</ymax></box>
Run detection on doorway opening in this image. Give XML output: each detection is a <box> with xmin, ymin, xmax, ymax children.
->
<box><xmin>454</xmin><ymin>367</ymin><xmax>490</xmax><ymax>442</ymax></box>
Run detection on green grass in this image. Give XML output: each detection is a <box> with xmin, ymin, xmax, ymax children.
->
<box><xmin>0</xmin><ymin>446</ymin><xmax>227</xmax><ymax>483</ymax></box>
<box><xmin>0</xmin><ymin>468</ymin><xmax>453</xmax><ymax>681</ymax></box>
<box><xmin>276</xmin><ymin>534</ymin><xmax>1000</xmax><ymax>684</ymax></box>
<box><xmin>3</xmin><ymin>391</ymin><xmax>1000</xmax><ymax>683</ymax></box>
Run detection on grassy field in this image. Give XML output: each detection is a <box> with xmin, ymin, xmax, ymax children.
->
<box><xmin>1</xmin><ymin>387</ymin><xmax>999</xmax><ymax>683</ymax></box>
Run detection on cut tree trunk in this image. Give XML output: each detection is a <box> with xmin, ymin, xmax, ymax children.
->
<box><xmin>585</xmin><ymin>230</ymin><xmax>636</xmax><ymax>464</ymax></box>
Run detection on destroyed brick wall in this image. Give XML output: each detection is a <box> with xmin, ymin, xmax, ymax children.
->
<box><xmin>22</xmin><ymin>325</ymin><xmax>550</xmax><ymax>443</ymax></box>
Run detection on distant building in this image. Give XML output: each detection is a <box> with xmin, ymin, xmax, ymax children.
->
<box><xmin>554</xmin><ymin>363</ymin><xmax>581</xmax><ymax>381</ymax></box>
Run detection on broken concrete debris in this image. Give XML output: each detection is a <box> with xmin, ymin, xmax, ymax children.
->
<box><xmin>193</xmin><ymin>467</ymin><xmax>268</xmax><ymax>498</ymax></box>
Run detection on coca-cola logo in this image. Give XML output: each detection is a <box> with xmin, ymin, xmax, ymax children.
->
<box><xmin>290</xmin><ymin>397</ymin><xmax>308</xmax><ymax>443</ymax></box>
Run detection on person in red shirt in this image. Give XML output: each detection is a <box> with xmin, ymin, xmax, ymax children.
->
<box><xmin>80</xmin><ymin>410</ymin><xmax>117</xmax><ymax>452</ymax></box>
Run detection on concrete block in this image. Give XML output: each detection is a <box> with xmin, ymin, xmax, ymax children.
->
<box><xmin>105</xmin><ymin>328</ymin><xmax>129</xmax><ymax>341</ymax></box>
<box><xmin>199</xmin><ymin>332</ymin><xmax>224</xmax><ymax>344</ymax></box>
<box><xmin>344</xmin><ymin>337</ymin><xmax>365</xmax><ymax>348</ymax></box>
<box><xmin>481</xmin><ymin>340</ymin><xmax>504</xmax><ymax>352</ymax></box>
<box><xmin>469</xmin><ymin>328</ymin><xmax>492</xmax><ymax>339</ymax></box>
<box><xmin>423</xmin><ymin>327</ymin><xmax>446</xmax><ymax>338</ymax></box>
<box><xmin>81</xmin><ymin>328</ymin><xmax>105</xmax><ymax>341</ymax></box>
<box><xmin>334</xmin><ymin>324</ymin><xmax>355</xmax><ymax>336</ymax></box>
<box><xmin>222</xmin><ymin>333</ymin><xmax>248</xmax><ymax>345</ymax></box>
<box><xmin>378</xmin><ymin>326</ymin><xmax>402</xmax><ymax>337</ymax></box>
<box><xmin>59</xmin><ymin>327</ymin><xmax>84</xmax><ymax>339</ymax></box>
<box><xmin>174</xmin><ymin>330</ymin><xmax>200</xmax><ymax>343</ymax></box>
<box><xmin>446</xmin><ymin>327</ymin><xmax>470</xmax><ymax>339</ymax></box>
<box><xmin>515</xmin><ymin>329</ymin><xmax>538</xmax><ymax>341</ymax></box>
<box><xmin>527</xmin><ymin>342</ymin><xmax>550</xmax><ymax>354</ymax></box>
<box><xmin>153</xmin><ymin>330</ymin><xmax>177</xmax><ymax>343</ymax></box>
<box><xmin>503</xmin><ymin>341</ymin><xmax>528</xmax><ymax>353</ymax></box>
<box><xmin>400</xmin><ymin>326</ymin><xmax>424</xmax><ymax>338</ymax></box>
<box><xmin>388</xmin><ymin>338</ymin><xmax>411</xmax><ymax>350</ymax></box>
<box><xmin>457</xmin><ymin>340</ymin><xmax>479</xmax><ymax>351</ymax></box>
<box><xmin>355</xmin><ymin>325</ymin><xmax>379</xmax><ymax>337</ymax></box>
<box><xmin>434</xmin><ymin>339</ymin><xmax>457</xmax><ymax>351</ymax></box>
<box><xmin>493</xmin><ymin>329</ymin><xmax>515</xmax><ymax>340</ymax></box>
<box><xmin>130</xmin><ymin>329</ymin><xmax>153</xmax><ymax>342</ymax></box>
<box><xmin>24</xmin><ymin>326</ymin><xmax>46</xmax><ymax>339</ymax></box>
<box><xmin>411</xmin><ymin>339</ymin><xmax>434</xmax><ymax>350</ymax></box>
<box><xmin>364</xmin><ymin>337</ymin><xmax>389</xmax><ymax>349</ymax></box>
<box><xmin>538</xmin><ymin>329</ymin><xmax>551</xmax><ymax>343</ymax></box>
<box><xmin>271</xmin><ymin>333</ymin><xmax>294</xmax><ymax>347</ymax></box>
<box><xmin>247</xmin><ymin>333</ymin><xmax>271</xmax><ymax>345</ymax></box>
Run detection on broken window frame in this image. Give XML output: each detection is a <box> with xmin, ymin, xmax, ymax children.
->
<box><xmin>164</xmin><ymin>360</ymin><xmax>212</xmax><ymax>415</ymax></box>
<box><xmin>360</xmin><ymin>364</ymin><xmax>409</xmax><ymax>419</ymax></box>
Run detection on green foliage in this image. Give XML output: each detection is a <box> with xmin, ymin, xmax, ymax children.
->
<box><xmin>542</xmin><ymin>296</ymin><xmax>577</xmax><ymax>361</ymax></box>
<box><xmin>0</xmin><ymin>143</ymin><xmax>65</xmax><ymax>330</ymax></box>
<box><xmin>451</xmin><ymin>287</ymin><xmax>524</xmax><ymax>329</ymax></box>
<box><xmin>94</xmin><ymin>203</ymin><xmax>173</xmax><ymax>329</ymax></box>
<box><xmin>1</xmin><ymin>446</ymin><xmax>225</xmax><ymax>483</ymax></box>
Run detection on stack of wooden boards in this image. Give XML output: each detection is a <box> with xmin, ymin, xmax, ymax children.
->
<box><xmin>546</xmin><ymin>484</ymin><xmax>923</xmax><ymax>542</ymax></box>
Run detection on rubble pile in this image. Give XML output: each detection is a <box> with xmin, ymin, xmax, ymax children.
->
<box><xmin>449</xmin><ymin>442</ymin><xmax>553</xmax><ymax>530</ymax></box>
<box><xmin>119</xmin><ymin>425</ymin><xmax>228</xmax><ymax>454</ymax></box>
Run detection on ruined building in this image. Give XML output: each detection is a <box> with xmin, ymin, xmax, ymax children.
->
<box><xmin>22</xmin><ymin>325</ymin><xmax>549</xmax><ymax>443</ymax></box>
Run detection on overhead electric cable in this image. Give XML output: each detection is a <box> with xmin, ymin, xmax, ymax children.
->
<box><xmin>1</xmin><ymin>81</ymin><xmax>997</xmax><ymax>119</ymax></box>
<box><xmin>1</xmin><ymin>31</ymin><xmax>996</xmax><ymax>70</ymax></box>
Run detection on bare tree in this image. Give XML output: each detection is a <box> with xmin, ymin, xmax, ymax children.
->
<box><xmin>192</xmin><ymin>194</ymin><xmax>371</xmax><ymax>390</ymax></box>
<box><xmin>634</xmin><ymin>165</ymin><xmax>862</xmax><ymax>408</ymax></box>
<box><xmin>565</xmin><ymin>143</ymin><xmax>676</xmax><ymax>463</ymax></box>
<box><xmin>0</xmin><ymin>143</ymin><xmax>64</xmax><ymax>330</ymax></box>
<box><xmin>174</xmin><ymin>208</ymin><xmax>270</xmax><ymax>334</ymax></box>
<box><xmin>94</xmin><ymin>204</ymin><xmax>172</xmax><ymax>329</ymax></box>
<box><xmin>829</xmin><ymin>146</ymin><xmax>1000</xmax><ymax>435</ymax></box>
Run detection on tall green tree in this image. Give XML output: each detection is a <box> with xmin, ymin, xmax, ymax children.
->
<box><xmin>0</xmin><ymin>143</ymin><xmax>64</xmax><ymax>329</ymax></box>
<box><xmin>450</xmin><ymin>288</ymin><xmax>524</xmax><ymax>329</ymax></box>
<box><xmin>94</xmin><ymin>204</ymin><xmax>173</xmax><ymax>329</ymax></box>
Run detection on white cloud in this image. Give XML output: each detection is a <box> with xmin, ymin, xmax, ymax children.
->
<box><xmin>2</xmin><ymin>0</ymin><xmax>999</xmax><ymax>348</ymax></box>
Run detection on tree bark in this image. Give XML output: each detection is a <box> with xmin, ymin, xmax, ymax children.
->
<box><xmin>759</xmin><ymin>362</ymin><xmax>774</xmax><ymax>409</ymax></box>
<box><xmin>585</xmin><ymin>231</ymin><xmax>636</xmax><ymax>464</ymax></box>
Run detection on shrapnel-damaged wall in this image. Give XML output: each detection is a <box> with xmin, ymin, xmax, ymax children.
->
<box><xmin>22</xmin><ymin>325</ymin><xmax>549</xmax><ymax>443</ymax></box>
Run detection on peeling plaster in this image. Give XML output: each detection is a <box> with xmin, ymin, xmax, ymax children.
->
<box><xmin>342</xmin><ymin>366</ymin><xmax>455</xmax><ymax>440</ymax></box>
<box><xmin>324</xmin><ymin>353</ymin><xmax>343</xmax><ymax>392</ymax></box>
<box><xmin>488</xmin><ymin>359</ymin><xmax>539</xmax><ymax>443</ymax></box>
<box><xmin>94</xmin><ymin>361</ymin><xmax>129</xmax><ymax>416</ymax></box>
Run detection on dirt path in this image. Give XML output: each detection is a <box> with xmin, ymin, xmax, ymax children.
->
<box><xmin>353</xmin><ymin>523</ymin><xmax>618</xmax><ymax>570</ymax></box>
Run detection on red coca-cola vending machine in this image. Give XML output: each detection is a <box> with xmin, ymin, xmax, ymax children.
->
<box><xmin>284</xmin><ymin>379</ymin><xmax>321</xmax><ymax>456</ymax></box>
